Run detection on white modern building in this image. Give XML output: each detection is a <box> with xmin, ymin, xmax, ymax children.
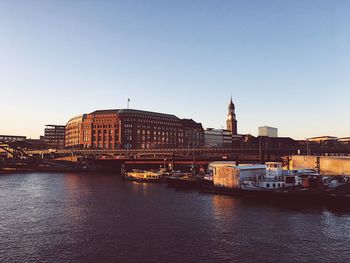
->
<box><xmin>258</xmin><ymin>126</ymin><xmax>278</xmax><ymax>137</ymax></box>
<box><xmin>204</xmin><ymin>128</ymin><xmax>232</xmax><ymax>148</ymax></box>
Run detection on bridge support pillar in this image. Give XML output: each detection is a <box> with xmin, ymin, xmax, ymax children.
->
<box><xmin>235</xmin><ymin>155</ymin><xmax>239</xmax><ymax>166</ymax></box>
<box><xmin>171</xmin><ymin>152</ymin><xmax>175</xmax><ymax>172</ymax></box>
<box><xmin>121</xmin><ymin>163</ymin><xmax>125</xmax><ymax>176</ymax></box>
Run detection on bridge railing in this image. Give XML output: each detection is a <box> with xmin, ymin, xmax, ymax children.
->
<box><xmin>25</xmin><ymin>147</ymin><xmax>293</xmax><ymax>157</ymax></box>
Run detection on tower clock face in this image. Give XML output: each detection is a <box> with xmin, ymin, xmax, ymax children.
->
<box><xmin>228</xmin><ymin>115</ymin><xmax>232</xmax><ymax>120</ymax></box>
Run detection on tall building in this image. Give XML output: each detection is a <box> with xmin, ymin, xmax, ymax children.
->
<box><xmin>181</xmin><ymin>119</ymin><xmax>205</xmax><ymax>148</ymax></box>
<box><xmin>258</xmin><ymin>126</ymin><xmax>278</xmax><ymax>137</ymax></box>
<box><xmin>226</xmin><ymin>97</ymin><xmax>237</xmax><ymax>135</ymax></box>
<box><xmin>44</xmin><ymin>125</ymin><xmax>65</xmax><ymax>149</ymax></box>
<box><xmin>79</xmin><ymin>109</ymin><xmax>204</xmax><ymax>149</ymax></box>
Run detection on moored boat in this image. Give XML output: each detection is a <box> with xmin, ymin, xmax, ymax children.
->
<box><xmin>166</xmin><ymin>173</ymin><xmax>213</xmax><ymax>189</ymax></box>
<box><xmin>124</xmin><ymin>169</ymin><xmax>164</xmax><ymax>182</ymax></box>
<box><xmin>166</xmin><ymin>175</ymin><xmax>200</xmax><ymax>189</ymax></box>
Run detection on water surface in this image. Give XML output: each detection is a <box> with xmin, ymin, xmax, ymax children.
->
<box><xmin>1</xmin><ymin>172</ymin><xmax>350</xmax><ymax>262</ymax></box>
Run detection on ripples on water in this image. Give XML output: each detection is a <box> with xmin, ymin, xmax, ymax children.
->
<box><xmin>1</xmin><ymin>172</ymin><xmax>350</xmax><ymax>263</ymax></box>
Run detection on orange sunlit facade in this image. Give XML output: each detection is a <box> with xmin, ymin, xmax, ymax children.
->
<box><xmin>73</xmin><ymin>109</ymin><xmax>204</xmax><ymax>149</ymax></box>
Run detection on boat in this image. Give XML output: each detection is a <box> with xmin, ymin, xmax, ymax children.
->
<box><xmin>325</xmin><ymin>180</ymin><xmax>350</xmax><ymax>205</ymax></box>
<box><xmin>167</xmin><ymin>175</ymin><xmax>202</xmax><ymax>189</ymax></box>
<box><xmin>124</xmin><ymin>169</ymin><xmax>164</xmax><ymax>182</ymax></box>
<box><xmin>163</xmin><ymin>171</ymin><xmax>191</xmax><ymax>182</ymax></box>
<box><xmin>166</xmin><ymin>172</ymin><xmax>213</xmax><ymax>189</ymax></box>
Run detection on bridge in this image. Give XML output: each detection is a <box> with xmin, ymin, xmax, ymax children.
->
<box><xmin>1</xmin><ymin>138</ymin><xmax>348</xmax><ymax>161</ymax></box>
<box><xmin>25</xmin><ymin>147</ymin><xmax>295</xmax><ymax>159</ymax></box>
<box><xmin>25</xmin><ymin>146</ymin><xmax>350</xmax><ymax>159</ymax></box>
<box><xmin>0</xmin><ymin>140</ymin><xmax>31</xmax><ymax>159</ymax></box>
<box><xmin>2</xmin><ymin>142</ymin><xmax>350</xmax><ymax>173</ymax></box>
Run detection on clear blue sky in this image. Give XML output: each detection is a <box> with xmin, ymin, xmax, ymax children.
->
<box><xmin>1</xmin><ymin>0</ymin><xmax>349</xmax><ymax>139</ymax></box>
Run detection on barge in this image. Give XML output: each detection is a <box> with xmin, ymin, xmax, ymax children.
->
<box><xmin>202</xmin><ymin>161</ymin><xmax>350</xmax><ymax>205</ymax></box>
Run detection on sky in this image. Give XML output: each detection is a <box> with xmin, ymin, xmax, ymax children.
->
<box><xmin>0</xmin><ymin>0</ymin><xmax>349</xmax><ymax>139</ymax></box>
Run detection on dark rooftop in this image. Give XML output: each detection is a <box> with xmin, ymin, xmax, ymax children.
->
<box><xmin>90</xmin><ymin>109</ymin><xmax>178</xmax><ymax>119</ymax></box>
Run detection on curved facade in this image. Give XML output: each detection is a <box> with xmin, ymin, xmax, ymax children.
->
<box><xmin>77</xmin><ymin>109</ymin><xmax>204</xmax><ymax>149</ymax></box>
<box><xmin>65</xmin><ymin>115</ymin><xmax>85</xmax><ymax>148</ymax></box>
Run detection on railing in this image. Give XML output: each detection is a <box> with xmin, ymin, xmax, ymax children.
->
<box><xmin>25</xmin><ymin>147</ymin><xmax>260</xmax><ymax>155</ymax></box>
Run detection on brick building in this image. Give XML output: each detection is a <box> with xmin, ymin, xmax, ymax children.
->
<box><xmin>65</xmin><ymin>115</ymin><xmax>86</xmax><ymax>148</ymax></box>
<box><xmin>181</xmin><ymin>119</ymin><xmax>205</xmax><ymax>148</ymax></box>
<box><xmin>78</xmin><ymin>109</ymin><xmax>204</xmax><ymax>149</ymax></box>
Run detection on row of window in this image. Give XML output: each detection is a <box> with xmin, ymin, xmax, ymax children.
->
<box><xmin>125</xmin><ymin>119</ymin><xmax>181</xmax><ymax>126</ymax></box>
<box><xmin>0</xmin><ymin>136</ymin><xmax>26</xmax><ymax>142</ymax></box>
<box><xmin>93</xmin><ymin>124</ymin><xmax>118</xmax><ymax>129</ymax></box>
<box><xmin>265</xmin><ymin>183</ymin><xmax>285</xmax><ymax>188</ymax></box>
<box><xmin>123</xmin><ymin>115</ymin><xmax>177</xmax><ymax>122</ymax></box>
<box><xmin>92</xmin><ymin>118</ymin><xmax>115</xmax><ymax>122</ymax></box>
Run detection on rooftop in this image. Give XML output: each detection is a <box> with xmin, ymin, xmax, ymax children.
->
<box><xmin>307</xmin><ymin>136</ymin><xmax>338</xmax><ymax>142</ymax></box>
<box><xmin>337</xmin><ymin>137</ymin><xmax>350</xmax><ymax>142</ymax></box>
<box><xmin>118</xmin><ymin>109</ymin><xmax>178</xmax><ymax>119</ymax></box>
<box><xmin>89</xmin><ymin>108</ymin><xmax>178</xmax><ymax>119</ymax></box>
<box><xmin>259</xmin><ymin>126</ymin><xmax>278</xmax><ymax>129</ymax></box>
<box><xmin>66</xmin><ymin>114</ymin><xmax>86</xmax><ymax>123</ymax></box>
<box><xmin>45</xmin><ymin>125</ymin><xmax>65</xmax><ymax>128</ymax></box>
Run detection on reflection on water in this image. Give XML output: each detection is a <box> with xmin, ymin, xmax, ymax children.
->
<box><xmin>62</xmin><ymin>174</ymin><xmax>91</xmax><ymax>226</ymax></box>
<box><xmin>130</xmin><ymin>181</ymin><xmax>151</xmax><ymax>195</ymax></box>
<box><xmin>211</xmin><ymin>195</ymin><xmax>238</xmax><ymax>220</ymax></box>
<box><xmin>1</xmin><ymin>172</ymin><xmax>350</xmax><ymax>263</ymax></box>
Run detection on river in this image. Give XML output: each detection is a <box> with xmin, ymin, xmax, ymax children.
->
<box><xmin>1</xmin><ymin>172</ymin><xmax>350</xmax><ymax>262</ymax></box>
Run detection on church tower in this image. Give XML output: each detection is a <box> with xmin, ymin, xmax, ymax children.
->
<box><xmin>226</xmin><ymin>97</ymin><xmax>237</xmax><ymax>135</ymax></box>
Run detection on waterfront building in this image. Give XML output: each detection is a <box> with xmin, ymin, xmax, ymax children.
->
<box><xmin>303</xmin><ymin>136</ymin><xmax>339</xmax><ymax>153</ymax></box>
<box><xmin>24</xmin><ymin>137</ymin><xmax>47</xmax><ymax>150</ymax></box>
<box><xmin>204</xmin><ymin>128</ymin><xmax>232</xmax><ymax>148</ymax></box>
<box><xmin>80</xmin><ymin>109</ymin><xmax>204</xmax><ymax>149</ymax></box>
<box><xmin>0</xmin><ymin>135</ymin><xmax>26</xmax><ymax>143</ymax></box>
<box><xmin>306</xmin><ymin>136</ymin><xmax>338</xmax><ymax>149</ymax></box>
<box><xmin>211</xmin><ymin>163</ymin><xmax>266</xmax><ymax>189</ymax></box>
<box><xmin>44</xmin><ymin>125</ymin><xmax>65</xmax><ymax>149</ymax></box>
<box><xmin>306</xmin><ymin>136</ymin><xmax>337</xmax><ymax>143</ymax></box>
<box><xmin>337</xmin><ymin>137</ymin><xmax>350</xmax><ymax>146</ymax></box>
<box><xmin>181</xmin><ymin>119</ymin><xmax>205</xmax><ymax>148</ymax></box>
<box><xmin>0</xmin><ymin>135</ymin><xmax>47</xmax><ymax>152</ymax></box>
<box><xmin>232</xmin><ymin>134</ymin><xmax>243</xmax><ymax>148</ymax></box>
<box><xmin>241</xmin><ymin>134</ymin><xmax>298</xmax><ymax>150</ymax></box>
<box><xmin>258</xmin><ymin>126</ymin><xmax>278</xmax><ymax>137</ymax></box>
<box><xmin>226</xmin><ymin>97</ymin><xmax>238</xmax><ymax>135</ymax></box>
<box><xmin>65</xmin><ymin>115</ymin><xmax>86</xmax><ymax>148</ymax></box>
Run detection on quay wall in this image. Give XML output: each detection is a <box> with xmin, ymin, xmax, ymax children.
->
<box><xmin>290</xmin><ymin>155</ymin><xmax>350</xmax><ymax>176</ymax></box>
